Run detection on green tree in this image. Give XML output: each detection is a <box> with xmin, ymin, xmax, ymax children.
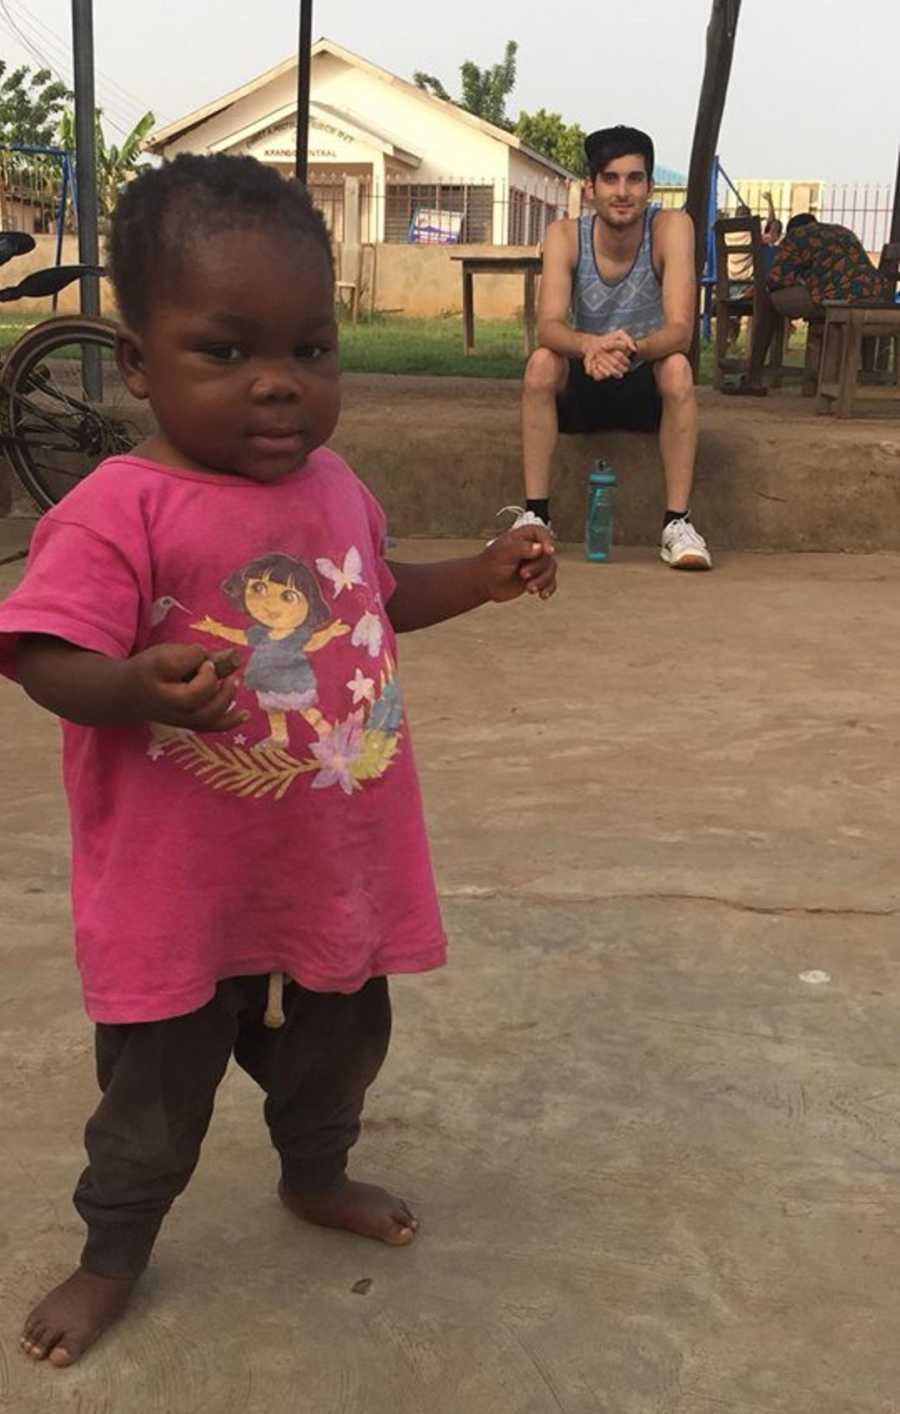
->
<box><xmin>414</xmin><ymin>41</ymin><xmax>518</xmax><ymax>130</ymax></box>
<box><xmin>411</xmin><ymin>72</ymin><xmax>452</xmax><ymax>104</ymax></box>
<box><xmin>515</xmin><ymin>109</ymin><xmax>587</xmax><ymax>177</ymax></box>
<box><xmin>0</xmin><ymin>63</ymin><xmax>69</xmax><ymax>147</ymax></box>
<box><xmin>58</xmin><ymin>108</ymin><xmax>155</xmax><ymax>217</ymax></box>
<box><xmin>459</xmin><ymin>41</ymin><xmax>518</xmax><ymax>129</ymax></box>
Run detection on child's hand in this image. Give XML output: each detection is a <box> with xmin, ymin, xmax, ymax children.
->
<box><xmin>126</xmin><ymin>644</ymin><xmax>250</xmax><ymax>732</ymax></box>
<box><xmin>481</xmin><ymin>526</ymin><xmax>557</xmax><ymax>603</ymax></box>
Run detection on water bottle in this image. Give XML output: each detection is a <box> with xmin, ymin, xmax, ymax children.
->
<box><xmin>585</xmin><ymin>460</ymin><xmax>617</xmax><ymax>562</ymax></box>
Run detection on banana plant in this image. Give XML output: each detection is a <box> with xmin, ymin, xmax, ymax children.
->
<box><xmin>58</xmin><ymin>108</ymin><xmax>155</xmax><ymax>217</ymax></box>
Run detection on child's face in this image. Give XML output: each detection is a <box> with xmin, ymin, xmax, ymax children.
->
<box><xmin>244</xmin><ymin>573</ymin><xmax>311</xmax><ymax>632</ymax></box>
<box><xmin>118</xmin><ymin>227</ymin><xmax>340</xmax><ymax>482</ymax></box>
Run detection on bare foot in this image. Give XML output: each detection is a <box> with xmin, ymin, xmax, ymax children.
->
<box><xmin>20</xmin><ymin>1268</ymin><xmax>136</xmax><ymax>1367</ymax></box>
<box><xmin>279</xmin><ymin>1178</ymin><xmax>418</xmax><ymax>1246</ymax></box>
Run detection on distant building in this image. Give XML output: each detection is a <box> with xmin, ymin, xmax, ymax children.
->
<box><xmin>147</xmin><ymin>38</ymin><xmax>580</xmax><ymax>246</ymax></box>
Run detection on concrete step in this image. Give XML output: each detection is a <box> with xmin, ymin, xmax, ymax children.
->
<box><xmin>331</xmin><ymin>376</ymin><xmax>900</xmax><ymax>553</ymax></box>
<box><xmin>3</xmin><ymin>375</ymin><xmax>898</xmax><ymax>553</ymax></box>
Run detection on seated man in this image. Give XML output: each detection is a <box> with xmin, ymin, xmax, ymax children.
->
<box><xmin>736</xmin><ymin>213</ymin><xmax>892</xmax><ymax>394</ymax></box>
<box><xmin>513</xmin><ymin>124</ymin><xmax>711</xmax><ymax>571</ymax></box>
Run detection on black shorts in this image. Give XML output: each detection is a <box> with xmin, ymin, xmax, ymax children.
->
<box><xmin>557</xmin><ymin>359</ymin><xmax>662</xmax><ymax>435</ymax></box>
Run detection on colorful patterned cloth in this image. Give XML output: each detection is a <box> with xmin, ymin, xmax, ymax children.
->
<box><xmin>767</xmin><ymin>222</ymin><xmax>890</xmax><ymax>304</ymax></box>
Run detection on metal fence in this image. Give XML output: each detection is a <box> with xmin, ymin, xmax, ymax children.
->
<box><xmin>818</xmin><ymin>183</ymin><xmax>895</xmax><ymax>252</ymax></box>
<box><xmin>307</xmin><ymin>175</ymin><xmax>569</xmax><ymax>246</ymax></box>
<box><xmin>308</xmin><ymin>170</ymin><xmax>896</xmax><ymax>256</ymax></box>
<box><xmin>717</xmin><ymin>180</ymin><xmax>896</xmax><ymax>254</ymax></box>
<box><xmin>0</xmin><ymin>148</ymin><xmax>64</xmax><ymax>234</ymax></box>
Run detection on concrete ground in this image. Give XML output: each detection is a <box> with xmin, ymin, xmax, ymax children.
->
<box><xmin>2</xmin><ymin>529</ymin><xmax>900</xmax><ymax>1413</ymax></box>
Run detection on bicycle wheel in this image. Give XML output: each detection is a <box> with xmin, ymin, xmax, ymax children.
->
<box><xmin>0</xmin><ymin>316</ymin><xmax>152</xmax><ymax>512</ymax></box>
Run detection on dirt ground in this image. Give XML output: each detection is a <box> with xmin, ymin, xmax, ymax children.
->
<box><xmin>2</xmin><ymin>527</ymin><xmax>900</xmax><ymax>1413</ymax></box>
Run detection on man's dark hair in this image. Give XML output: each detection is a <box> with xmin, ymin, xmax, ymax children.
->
<box><xmin>584</xmin><ymin>126</ymin><xmax>655</xmax><ymax>182</ymax></box>
<box><xmin>786</xmin><ymin>213</ymin><xmax>817</xmax><ymax>233</ymax></box>
<box><xmin>109</xmin><ymin>153</ymin><xmax>333</xmax><ymax>331</ymax></box>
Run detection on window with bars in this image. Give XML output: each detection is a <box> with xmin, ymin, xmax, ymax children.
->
<box><xmin>384</xmin><ymin>183</ymin><xmax>494</xmax><ymax>243</ymax></box>
<box><xmin>527</xmin><ymin>197</ymin><xmax>555</xmax><ymax>246</ymax></box>
<box><xmin>508</xmin><ymin>188</ymin><xmax>527</xmax><ymax>245</ymax></box>
<box><xmin>308</xmin><ymin>182</ymin><xmax>345</xmax><ymax>243</ymax></box>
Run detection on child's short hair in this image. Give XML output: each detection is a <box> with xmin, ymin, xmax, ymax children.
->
<box><xmin>222</xmin><ymin>553</ymin><xmax>330</xmax><ymax>626</ymax></box>
<box><xmin>109</xmin><ymin>153</ymin><xmax>333</xmax><ymax>331</ymax></box>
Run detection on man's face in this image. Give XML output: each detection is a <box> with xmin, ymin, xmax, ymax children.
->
<box><xmin>591</xmin><ymin>153</ymin><xmax>652</xmax><ymax>230</ymax></box>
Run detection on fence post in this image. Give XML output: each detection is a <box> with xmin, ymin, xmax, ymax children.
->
<box><xmin>340</xmin><ymin>174</ymin><xmax>361</xmax><ymax>294</ymax></box>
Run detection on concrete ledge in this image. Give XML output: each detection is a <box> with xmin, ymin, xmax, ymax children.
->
<box><xmin>332</xmin><ymin>376</ymin><xmax>900</xmax><ymax>552</ymax></box>
<box><xmin>3</xmin><ymin>375</ymin><xmax>899</xmax><ymax>552</ymax></box>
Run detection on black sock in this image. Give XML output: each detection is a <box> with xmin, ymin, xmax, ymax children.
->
<box><xmin>527</xmin><ymin>498</ymin><xmax>550</xmax><ymax>524</ymax></box>
<box><xmin>663</xmin><ymin>509</ymin><xmax>690</xmax><ymax>529</ymax></box>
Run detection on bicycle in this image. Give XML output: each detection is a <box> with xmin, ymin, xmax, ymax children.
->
<box><xmin>0</xmin><ymin>230</ymin><xmax>143</xmax><ymax>512</ymax></box>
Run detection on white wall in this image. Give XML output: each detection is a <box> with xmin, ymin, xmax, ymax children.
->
<box><xmin>508</xmin><ymin>149</ymin><xmax>569</xmax><ymax>205</ymax></box>
<box><xmin>244</xmin><ymin>115</ymin><xmax>379</xmax><ymax>168</ymax></box>
<box><xmin>161</xmin><ymin>68</ymin><xmax>297</xmax><ymax>158</ymax></box>
<box><xmin>313</xmin><ymin>52</ymin><xmax>508</xmax><ymax>185</ymax></box>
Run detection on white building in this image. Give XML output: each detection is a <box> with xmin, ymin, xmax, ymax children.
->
<box><xmin>147</xmin><ymin>38</ymin><xmax>578</xmax><ymax>247</ymax></box>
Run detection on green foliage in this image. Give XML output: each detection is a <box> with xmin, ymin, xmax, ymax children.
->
<box><xmin>0</xmin><ymin>63</ymin><xmax>69</xmax><ymax>148</ymax></box>
<box><xmin>515</xmin><ymin>109</ymin><xmax>587</xmax><ymax>177</ymax></box>
<box><xmin>412</xmin><ymin>44</ymin><xmax>584</xmax><ymax>173</ymax></box>
<box><xmin>412</xmin><ymin>71</ymin><xmax>452</xmax><ymax>103</ymax></box>
<box><xmin>459</xmin><ymin>41</ymin><xmax>518</xmax><ymax>130</ymax></box>
<box><xmin>58</xmin><ymin>108</ymin><xmax>155</xmax><ymax>216</ymax></box>
<box><xmin>414</xmin><ymin>41</ymin><xmax>518</xmax><ymax>131</ymax></box>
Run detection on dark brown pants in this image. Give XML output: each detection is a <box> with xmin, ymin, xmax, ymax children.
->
<box><xmin>74</xmin><ymin>975</ymin><xmax>391</xmax><ymax>1277</ymax></box>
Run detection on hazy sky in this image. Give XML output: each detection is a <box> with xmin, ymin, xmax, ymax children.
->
<box><xmin>2</xmin><ymin>0</ymin><xmax>897</xmax><ymax>185</ymax></box>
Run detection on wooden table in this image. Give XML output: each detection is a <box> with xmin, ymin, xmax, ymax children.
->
<box><xmin>451</xmin><ymin>254</ymin><xmax>543</xmax><ymax>356</ymax></box>
<box><xmin>816</xmin><ymin>303</ymin><xmax>900</xmax><ymax>417</ymax></box>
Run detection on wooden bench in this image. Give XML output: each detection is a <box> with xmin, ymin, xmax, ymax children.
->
<box><xmin>816</xmin><ymin>244</ymin><xmax>900</xmax><ymax>418</ymax></box>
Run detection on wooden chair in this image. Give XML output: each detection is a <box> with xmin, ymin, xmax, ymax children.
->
<box><xmin>335</xmin><ymin>243</ymin><xmax>377</xmax><ymax>324</ymax></box>
<box><xmin>713</xmin><ymin>216</ymin><xmax>783</xmax><ymax>390</ymax></box>
<box><xmin>713</xmin><ymin>216</ymin><xmax>824</xmax><ymax>394</ymax></box>
<box><xmin>817</xmin><ymin>243</ymin><xmax>900</xmax><ymax>417</ymax></box>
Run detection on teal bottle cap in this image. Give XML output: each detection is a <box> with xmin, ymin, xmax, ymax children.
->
<box><xmin>589</xmin><ymin>468</ymin><xmax>617</xmax><ymax>486</ymax></box>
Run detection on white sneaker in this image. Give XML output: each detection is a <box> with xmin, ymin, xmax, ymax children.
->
<box><xmin>660</xmin><ymin>517</ymin><xmax>712</xmax><ymax>570</ymax></box>
<box><xmin>489</xmin><ymin>505</ymin><xmax>554</xmax><ymax>545</ymax></box>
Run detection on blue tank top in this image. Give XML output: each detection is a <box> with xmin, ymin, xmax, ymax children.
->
<box><xmin>572</xmin><ymin>207</ymin><xmax>664</xmax><ymax>342</ymax></box>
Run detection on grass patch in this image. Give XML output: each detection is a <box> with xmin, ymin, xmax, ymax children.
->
<box><xmin>0</xmin><ymin>310</ymin><xmax>808</xmax><ymax>385</ymax></box>
<box><xmin>336</xmin><ymin>315</ymin><xmax>767</xmax><ymax>385</ymax></box>
<box><xmin>0</xmin><ymin>313</ymin><xmax>39</xmax><ymax>352</ymax></box>
<box><xmin>339</xmin><ymin>314</ymin><xmax>528</xmax><ymax>379</ymax></box>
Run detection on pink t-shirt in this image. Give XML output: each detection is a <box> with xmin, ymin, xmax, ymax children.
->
<box><xmin>0</xmin><ymin>452</ymin><xmax>447</xmax><ymax>1022</ymax></box>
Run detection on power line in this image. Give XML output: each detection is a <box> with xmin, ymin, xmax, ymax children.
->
<box><xmin>8</xmin><ymin>0</ymin><xmax>160</xmax><ymax>119</ymax></box>
<box><xmin>0</xmin><ymin>0</ymin><xmax>63</xmax><ymax>82</ymax></box>
<box><xmin>0</xmin><ymin>0</ymin><xmax>161</xmax><ymax>138</ymax></box>
<box><xmin>0</xmin><ymin>12</ymin><xmax>130</xmax><ymax>136</ymax></box>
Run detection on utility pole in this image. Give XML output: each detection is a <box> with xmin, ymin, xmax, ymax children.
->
<box><xmin>684</xmin><ymin>0</ymin><xmax>743</xmax><ymax>366</ymax></box>
<box><xmin>71</xmin><ymin>0</ymin><xmax>100</xmax><ymax>318</ymax></box>
<box><xmin>295</xmin><ymin>0</ymin><xmax>312</xmax><ymax>183</ymax></box>
<box><xmin>71</xmin><ymin>0</ymin><xmax>101</xmax><ymax>398</ymax></box>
